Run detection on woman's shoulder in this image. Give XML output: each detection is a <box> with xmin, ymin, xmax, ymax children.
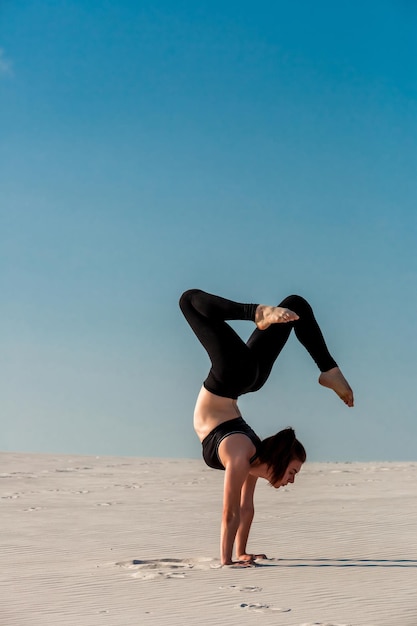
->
<box><xmin>218</xmin><ymin>432</ymin><xmax>257</xmax><ymax>469</ymax></box>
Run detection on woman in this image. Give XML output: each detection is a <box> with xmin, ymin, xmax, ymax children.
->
<box><xmin>179</xmin><ymin>289</ymin><xmax>353</xmax><ymax>566</ymax></box>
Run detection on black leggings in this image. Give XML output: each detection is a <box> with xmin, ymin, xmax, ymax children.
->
<box><xmin>179</xmin><ymin>289</ymin><xmax>338</xmax><ymax>399</ymax></box>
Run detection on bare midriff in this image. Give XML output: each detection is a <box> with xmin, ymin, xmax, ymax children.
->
<box><xmin>193</xmin><ymin>386</ymin><xmax>242</xmax><ymax>442</ymax></box>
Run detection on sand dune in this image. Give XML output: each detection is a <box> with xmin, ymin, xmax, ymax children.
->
<box><xmin>1</xmin><ymin>452</ymin><xmax>416</xmax><ymax>625</ymax></box>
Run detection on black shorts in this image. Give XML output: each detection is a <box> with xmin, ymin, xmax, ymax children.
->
<box><xmin>201</xmin><ymin>417</ymin><xmax>261</xmax><ymax>470</ymax></box>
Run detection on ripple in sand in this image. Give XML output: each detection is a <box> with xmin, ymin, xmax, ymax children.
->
<box><xmin>299</xmin><ymin>622</ymin><xmax>352</xmax><ymax>626</ymax></box>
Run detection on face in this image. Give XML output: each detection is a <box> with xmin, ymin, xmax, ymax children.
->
<box><xmin>270</xmin><ymin>459</ymin><xmax>303</xmax><ymax>489</ymax></box>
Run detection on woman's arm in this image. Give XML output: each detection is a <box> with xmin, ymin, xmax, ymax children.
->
<box><xmin>235</xmin><ymin>473</ymin><xmax>257</xmax><ymax>559</ymax></box>
<box><xmin>221</xmin><ymin>459</ymin><xmax>249</xmax><ymax>565</ymax></box>
<box><xmin>219</xmin><ymin>434</ymin><xmax>256</xmax><ymax>565</ymax></box>
<box><xmin>235</xmin><ymin>474</ymin><xmax>267</xmax><ymax>561</ymax></box>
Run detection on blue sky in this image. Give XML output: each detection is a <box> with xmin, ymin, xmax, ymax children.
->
<box><xmin>1</xmin><ymin>1</ymin><xmax>416</xmax><ymax>461</ymax></box>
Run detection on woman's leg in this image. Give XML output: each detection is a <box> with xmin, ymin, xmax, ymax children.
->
<box><xmin>179</xmin><ymin>289</ymin><xmax>259</xmax><ymax>398</ymax></box>
<box><xmin>246</xmin><ymin>295</ymin><xmax>338</xmax><ymax>393</ymax></box>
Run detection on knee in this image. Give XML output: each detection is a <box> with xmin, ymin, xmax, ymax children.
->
<box><xmin>282</xmin><ymin>294</ymin><xmax>313</xmax><ymax>316</ymax></box>
<box><xmin>179</xmin><ymin>289</ymin><xmax>201</xmax><ymax>311</ymax></box>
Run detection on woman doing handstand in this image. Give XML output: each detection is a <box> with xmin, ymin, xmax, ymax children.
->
<box><xmin>179</xmin><ymin>289</ymin><xmax>353</xmax><ymax>566</ymax></box>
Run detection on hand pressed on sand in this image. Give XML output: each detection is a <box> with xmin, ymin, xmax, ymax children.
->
<box><xmin>238</xmin><ymin>553</ymin><xmax>267</xmax><ymax>562</ymax></box>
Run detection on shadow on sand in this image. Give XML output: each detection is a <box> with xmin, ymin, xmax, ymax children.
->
<box><xmin>258</xmin><ymin>558</ymin><xmax>417</xmax><ymax>568</ymax></box>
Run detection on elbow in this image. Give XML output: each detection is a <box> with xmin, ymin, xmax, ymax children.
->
<box><xmin>240</xmin><ymin>505</ymin><xmax>254</xmax><ymax>519</ymax></box>
<box><xmin>222</xmin><ymin>507</ymin><xmax>240</xmax><ymax>525</ymax></box>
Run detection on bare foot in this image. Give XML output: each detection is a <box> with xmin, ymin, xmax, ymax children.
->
<box><xmin>319</xmin><ymin>367</ymin><xmax>354</xmax><ymax>407</ymax></box>
<box><xmin>255</xmin><ymin>305</ymin><xmax>299</xmax><ymax>330</ymax></box>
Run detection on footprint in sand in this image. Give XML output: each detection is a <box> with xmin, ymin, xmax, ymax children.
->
<box><xmin>220</xmin><ymin>585</ymin><xmax>262</xmax><ymax>593</ymax></box>
<box><xmin>134</xmin><ymin>571</ymin><xmax>187</xmax><ymax>580</ymax></box>
<box><xmin>114</xmin><ymin>483</ymin><xmax>142</xmax><ymax>490</ymax></box>
<box><xmin>117</xmin><ymin>558</ymin><xmax>196</xmax><ymax>580</ymax></box>
<box><xmin>237</xmin><ymin>603</ymin><xmax>291</xmax><ymax>613</ymax></box>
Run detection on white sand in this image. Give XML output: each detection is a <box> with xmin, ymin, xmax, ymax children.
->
<box><xmin>1</xmin><ymin>452</ymin><xmax>417</xmax><ymax>626</ymax></box>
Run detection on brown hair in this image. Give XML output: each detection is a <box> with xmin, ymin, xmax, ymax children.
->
<box><xmin>257</xmin><ymin>427</ymin><xmax>306</xmax><ymax>484</ymax></box>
